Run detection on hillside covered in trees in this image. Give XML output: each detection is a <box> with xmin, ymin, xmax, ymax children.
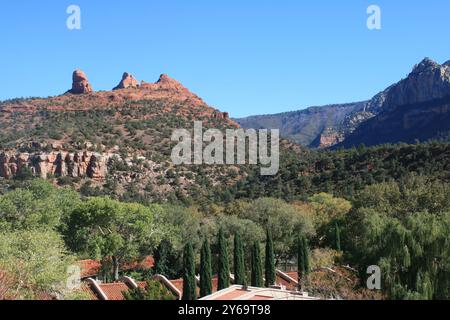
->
<box><xmin>0</xmin><ymin>141</ymin><xmax>449</xmax><ymax>300</ymax></box>
<box><xmin>0</xmin><ymin>71</ymin><xmax>449</xmax><ymax>301</ymax></box>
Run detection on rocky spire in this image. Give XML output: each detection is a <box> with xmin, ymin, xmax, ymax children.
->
<box><xmin>411</xmin><ymin>57</ymin><xmax>440</xmax><ymax>74</ymax></box>
<box><xmin>69</xmin><ymin>69</ymin><xmax>93</xmax><ymax>94</ymax></box>
<box><xmin>113</xmin><ymin>72</ymin><xmax>139</xmax><ymax>90</ymax></box>
<box><xmin>155</xmin><ymin>74</ymin><xmax>188</xmax><ymax>92</ymax></box>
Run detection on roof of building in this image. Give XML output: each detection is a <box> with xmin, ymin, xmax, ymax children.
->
<box><xmin>80</xmin><ymin>269</ymin><xmax>305</xmax><ymax>301</ymax></box>
<box><xmin>78</xmin><ymin>256</ymin><xmax>154</xmax><ymax>278</ymax></box>
<box><xmin>80</xmin><ymin>284</ymin><xmax>99</xmax><ymax>300</ymax></box>
<box><xmin>79</xmin><ymin>260</ymin><xmax>102</xmax><ymax>278</ymax></box>
<box><xmin>275</xmin><ymin>270</ymin><xmax>299</xmax><ymax>291</ymax></box>
<box><xmin>97</xmin><ymin>282</ymin><xmax>131</xmax><ymax>300</ymax></box>
<box><xmin>199</xmin><ymin>285</ymin><xmax>319</xmax><ymax>301</ymax></box>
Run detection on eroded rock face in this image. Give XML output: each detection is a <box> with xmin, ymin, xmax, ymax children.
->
<box><xmin>381</xmin><ymin>58</ymin><xmax>450</xmax><ymax>112</ymax></box>
<box><xmin>140</xmin><ymin>74</ymin><xmax>190</xmax><ymax>93</ymax></box>
<box><xmin>213</xmin><ymin>111</ymin><xmax>230</xmax><ymax>120</ymax></box>
<box><xmin>316</xmin><ymin>128</ymin><xmax>344</xmax><ymax>149</ymax></box>
<box><xmin>69</xmin><ymin>70</ymin><xmax>93</xmax><ymax>94</ymax></box>
<box><xmin>113</xmin><ymin>72</ymin><xmax>139</xmax><ymax>90</ymax></box>
<box><xmin>0</xmin><ymin>151</ymin><xmax>109</xmax><ymax>181</ymax></box>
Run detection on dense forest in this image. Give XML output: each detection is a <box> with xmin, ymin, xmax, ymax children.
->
<box><xmin>0</xmin><ymin>141</ymin><xmax>448</xmax><ymax>300</ymax></box>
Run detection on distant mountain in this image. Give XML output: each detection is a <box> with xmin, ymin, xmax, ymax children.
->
<box><xmin>338</xmin><ymin>58</ymin><xmax>450</xmax><ymax>148</ymax></box>
<box><xmin>235</xmin><ymin>102</ymin><xmax>366</xmax><ymax>147</ymax></box>
<box><xmin>237</xmin><ymin>58</ymin><xmax>450</xmax><ymax>148</ymax></box>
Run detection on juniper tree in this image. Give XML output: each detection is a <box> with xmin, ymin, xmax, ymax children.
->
<box><xmin>233</xmin><ymin>232</ymin><xmax>246</xmax><ymax>285</ymax></box>
<box><xmin>217</xmin><ymin>228</ymin><xmax>230</xmax><ymax>290</ymax></box>
<box><xmin>199</xmin><ymin>238</ymin><xmax>212</xmax><ymax>297</ymax></box>
<box><xmin>264</xmin><ymin>229</ymin><xmax>276</xmax><ymax>287</ymax></box>
<box><xmin>182</xmin><ymin>243</ymin><xmax>196</xmax><ymax>300</ymax></box>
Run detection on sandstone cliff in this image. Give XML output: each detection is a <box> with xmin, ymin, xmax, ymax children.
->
<box><xmin>68</xmin><ymin>70</ymin><xmax>93</xmax><ymax>94</ymax></box>
<box><xmin>0</xmin><ymin>151</ymin><xmax>109</xmax><ymax>181</ymax></box>
<box><xmin>113</xmin><ymin>72</ymin><xmax>140</xmax><ymax>90</ymax></box>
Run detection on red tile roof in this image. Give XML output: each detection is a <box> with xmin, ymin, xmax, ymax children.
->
<box><xmin>285</xmin><ymin>272</ymin><xmax>299</xmax><ymax>280</ymax></box>
<box><xmin>275</xmin><ymin>270</ymin><xmax>299</xmax><ymax>290</ymax></box>
<box><xmin>80</xmin><ymin>284</ymin><xmax>99</xmax><ymax>300</ymax></box>
<box><xmin>97</xmin><ymin>282</ymin><xmax>130</xmax><ymax>300</ymax></box>
<box><xmin>123</xmin><ymin>256</ymin><xmax>155</xmax><ymax>271</ymax></box>
<box><xmin>79</xmin><ymin>260</ymin><xmax>102</xmax><ymax>278</ymax></box>
<box><xmin>211</xmin><ymin>278</ymin><xmax>219</xmax><ymax>293</ymax></box>
<box><xmin>79</xmin><ymin>256</ymin><xmax>154</xmax><ymax>278</ymax></box>
<box><xmin>200</xmin><ymin>285</ymin><xmax>320</xmax><ymax>301</ymax></box>
<box><xmin>169</xmin><ymin>279</ymin><xmax>184</xmax><ymax>293</ymax></box>
<box><xmin>213</xmin><ymin>289</ymin><xmax>250</xmax><ymax>300</ymax></box>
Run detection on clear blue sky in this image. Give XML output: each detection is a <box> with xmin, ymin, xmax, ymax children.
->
<box><xmin>1</xmin><ymin>1</ymin><xmax>449</xmax><ymax>117</ymax></box>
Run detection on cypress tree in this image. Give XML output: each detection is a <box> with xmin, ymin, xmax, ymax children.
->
<box><xmin>302</xmin><ymin>236</ymin><xmax>311</xmax><ymax>275</ymax></box>
<box><xmin>182</xmin><ymin>243</ymin><xmax>196</xmax><ymax>300</ymax></box>
<box><xmin>297</xmin><ymin>235</ymin><xmax>305</xmax><ymax>279</ymax></box>
<box><xmin>199</xmin><ymin>238</ymin><xmax>212</xmax><ymax>297</ymax></box>
<box><xmin>251</xmin><ymin>242</ymin><xmax>263</xmax><ymax>287</ymax></box>
<box><xmin>334</xmin><ymin>222</ymin><xmax>341</xmax><ymax>252</ymax></box>
<box><xmin>264</xmin><ymin>229</ymin><xmax>276</xmax><ymax>287</ymax></box>
<box><xmin>233</xmin><ymin>232</ymin><xmax>246</xmax><ymax>285</ymax></box>
<box><xmin>297</xmin><ymin>235</ymin><xmax>311</xmax><ymax>279</ymax></box>
<box><xmin>154</xmin><ymin>239</ymin><xmax>172</xmax><ymax>277</ymax></box>
<box><xmin>217</xmin><ymin>228</ymin><xmax>230</xmax><ymax>290</ymax></box>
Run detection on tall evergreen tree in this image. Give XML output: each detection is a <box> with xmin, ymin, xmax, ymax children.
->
<box><xmin>251</xmin><ymin>242</ymin><xmax>263</xmax><ymax>287</ymax></box>
<box><xmin>199</xmin><ymin>238</ymin><xmax>212</xmax><ymax>297</ymax></box>
<box><xmin>233</xmin><ymin>232</ymin><xmax>246</xmax><ymax>285</ymax></box>
<box><xmin>217</xmin><ymin>228</ymin><xmax>230</xmax><ymax>290</ymax></box>
<box><xmin>154</xmin><ymin>239</ymin><xmax>173</xmax><ymax>277</ymax></box>
<box><xmin>264</xmin><ymin>229</ymin><xmax>276</xmax><ymax>287</ymax></box>
<box><xmin>297</xmin><ymin>235</ymin><xmax>305</xmax><ymax>279</ymax></box>
<box><xmin>297</xmin><ymin>235</ymin><xmax>311</xmax><ymax>279</ymax></box>
<box><xmin>302</xmin><ymin>236</ymin><xmax>311</xmax><ymax>276</ymax></box>
<box><xmin>182</xmin><ymin>243</ymin><xmax>196</xmax><ymax>300</ymax></box>
<box><xmin>334</xmin><ymin>222</ymin><xmax>341</xmax><ymax>252</ymax></box>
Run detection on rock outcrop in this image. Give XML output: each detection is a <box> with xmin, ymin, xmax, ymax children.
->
<box><xmin>380</xmin><ymin>58</ymin><xmax>450</xmax><ymax>112</ymax></box>
<box><xmin>113</xmin><ymin>72</ymin><xmax>139</xmax><ymax>90</ymax></box>
<box><xmin>140</xmin><ymin>74</ymin><xmax>190</xmax><ymax>93</ymax></box>
<box><xmin>68</xmin><ymin>70</ymin><xmax>93</xmax><ymax>94</ymax></box>
<box><xmin>337</xmin><ymin>58</ymin><xmax>450</xmax><ymax>148</ymax></box>
<box><xmin>213</xmin><ymin>111</ymin><xmax>230</xmax><ymax>120</ymax></box>
<box><xmin>239</xmin><ymin>57</ymin><xmax>450</xmax><ymax>148</ymax></box>
<box><xmin>0</xmin><ymin>151</ymin><xmax>109</xmax><ymax>181</ymax></box>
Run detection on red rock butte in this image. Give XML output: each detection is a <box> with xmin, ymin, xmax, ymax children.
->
<box><xmin>68</xmin><ymin>69</ymin><xmax>93</xmax><ymax>94</ymax></box>
<box><xmin>0</xmin><ymin>70</ymin><xmax>233</xmax><ymax>124</ymax></box>
<box><xmin>113</xmin><ymin>72</ymin><xmax>140</xmax><ymax>90</ymax></box>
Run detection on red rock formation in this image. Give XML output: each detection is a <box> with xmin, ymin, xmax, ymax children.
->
<box><xmin>1</xmin><ymin>72</ymin><xmax>238</xmax><ymax>127</ymax></box>
<box><xmin>113</xmin><ymin>72</ymin><xmax>139</xmax><ymax>90</ymax></box>
<box><xmin>0</xmin><ymin>151</ymin><xmax>109</xmax><ymax>181</ymax></box>
<box><xmin>69</xmin><ymin>70</ymin><xmax>93</xmax><ymax>94</ymax></box>
<box><xmin>317</xmin><ymin>129</ymin><xmax>344</xmax><ymax>148</ymax></box>
<box><xmin>140</xmin><ymin>74</ymin><xmax>190</xmax><ymax>93</ymax></box>
<box><xmin>213</xmin><ymin>111</ymin><xmax>230</xmax><ymax>120</ymax></box>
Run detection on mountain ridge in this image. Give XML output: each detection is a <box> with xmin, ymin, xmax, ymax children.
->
<box><xmin>237</xmin><ymin>57</ymin><xmax>450</xmax><ymax>148</ymax></box>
